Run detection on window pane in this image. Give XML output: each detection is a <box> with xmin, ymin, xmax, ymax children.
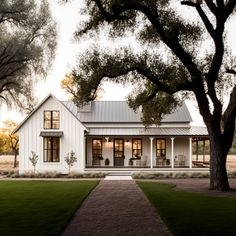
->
<box><xmin>52</xmin><ymin>111</ymin><xmax>59</xmax><ymax>129</ymax></box>
<box><xmin>156</xmin><ymin>139</ymin><xmax>166</xmax><ymax>158</ymax></box>
<box><xmin>92</xmin><ymin>139</ymin><xmax>102</xmax><ymax>158</ymax></box>
<box><xmin>44</xmin><ymin>137</ymin><xmax>60</xmax><ymax>162</ymax></box>
<box><xmin>44</xmin><ymin>111</ymin><xmax>59</xmax><ymax>129</ymax></box>
<box><xmin>44</xmin><ymin>112</ymin><xmax>51</xmax><ymax>129</ymax></box>
<box><xmin>132</xmin><ymin>139</ymin><xmax>142</xmax><ymax>158</ymax></box>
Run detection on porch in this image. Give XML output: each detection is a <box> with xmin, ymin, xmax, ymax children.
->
<box><xmin>85</xmin><ymin>136</ymin><xmax>210</xmax><ymax>169</ymax></box>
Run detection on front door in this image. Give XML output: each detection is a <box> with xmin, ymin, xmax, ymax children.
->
<box><xmin>114</xmin><ymin>139</ymin><xmax>124</xmax><ymax>166</ymax></box>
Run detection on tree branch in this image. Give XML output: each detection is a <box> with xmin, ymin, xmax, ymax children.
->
<box><xmin>92</xmin><ymin>0</ymin><xmax>132</xmax><ymax>22</ymax></box>
<box><xmin>181</xmin><ymin>1</ymin><xmax>197</xmax><ymax>7</ymax></box>
<box><xmin>205</xmin><ymin>0</ymin><xmax>218</xmax><ymax>16</ymax></box>
<box><xmin>225</xmin><ymin>0</ymin><xmax>236</xmax><ymax>19</ymax></box>
<box><xmin>226</xmin><ymin>68</ymin><xmax>236</xmax><ymax>75</ymax></box>
<box><xmin>195</xmin><ymin>3</ymin><xmax>216</xmax><ymax>39</ymax></box>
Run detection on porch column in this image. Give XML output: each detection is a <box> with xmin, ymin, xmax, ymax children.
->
<box><xmin>149</xmin><ymin>137</ymin><xmax>154</xmax><ymax>168</ymax></box>
<box><xmin>170</xmin><ymin>137</ymin><xmax>175</xmax><ymax>168</ymax></box>
<box><xmin>189</xmin><ymin>137</ymin><xmax>192</xmax><ymax>168</ymax></box>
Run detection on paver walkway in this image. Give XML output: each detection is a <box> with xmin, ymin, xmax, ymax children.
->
<box><xmin>62</xmin><ymin>180</ymin><xmax>171</xmax><ymax>236</ymax></box>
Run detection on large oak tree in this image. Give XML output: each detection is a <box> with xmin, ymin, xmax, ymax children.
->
<box><xmin>0</xmin><ymin>0</ymin><xmax>57</xmax><ymax>111</ymax></box>
<box><xmin>65</xmin><ymin>0</ymin><xmax>236</xmax><ymax>191</ymax></box>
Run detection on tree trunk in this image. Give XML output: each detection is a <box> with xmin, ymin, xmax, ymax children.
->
<box><xmin>13</xmin><ymin>151</ymin><xmax>17</xmax><ymax>168</ymax></box>
<box><xmin>209</xmin><ymin>136</ymin><xmax>231</xmax><ymax>191</ymax></box>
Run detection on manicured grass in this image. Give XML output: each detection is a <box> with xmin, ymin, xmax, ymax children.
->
<box><xmin>0</xmin><ymin>181</ymin><xmax>98</xmax><ymax>236</ymax></box>
<box><xmin>138</xmin><ymin>182</ymin><xmax>236</xmax><ymax>236</ymax></box>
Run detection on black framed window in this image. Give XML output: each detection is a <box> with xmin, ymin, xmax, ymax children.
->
<box><xmin>92</xmin><ymin>139</ymin><xmax>102</xmax><ymax>158</ymax></box>
<box><xmin>44</xmin><ymin>111</ymin><xmax>59</xmax><ymax>129</ymax></box>
<box><xmin>156</xmin><ymin>139</ymin><xmax>166</xmax><ymax>158</ymax></box>
<box><xmin>132</xmin><ymin>139</ymin><xmax>142</xmax><ymax>158</ymax></box>
<box><xmin>44</xmin><ymin>137</ymin><xmax>60</xmax><ymax>162</ymax></box>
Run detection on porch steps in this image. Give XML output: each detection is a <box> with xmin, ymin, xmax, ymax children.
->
<box><xmin>104</xmin><ymin>172</ymin><xmax>133</xmax><ymax>180</ymax></box>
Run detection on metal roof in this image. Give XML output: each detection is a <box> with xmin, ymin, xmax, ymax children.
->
<box><xmin>62</xmin><ymin>101</ymin><xmax>192</xmax><ymax>123</ymax></box>
<box><xmin>86</xmin><ymin>126</ymin><xmax>208</xmax><ymax>136</ymax></box>
<box><xmin>40</xmin><ymin>131</ymin><xmax>64</xmax><ymax>137</ymax></box>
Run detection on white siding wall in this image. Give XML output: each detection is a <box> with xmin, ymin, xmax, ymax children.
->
<box><xmin>18</xmin><ymin>96</ymin><xmax>86</xmax><ymax>174</ymax></box>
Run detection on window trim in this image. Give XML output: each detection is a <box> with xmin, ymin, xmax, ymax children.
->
<box><xmin>156</xmin><ymin>138</ymin><xmax>166</xmax><ymax>158</ymax></box>
<box><xmin>43</xmin><ymin>137</ymin><xmax>60</xmax><ymax>163</ymax></box>
<box><xmin>132</xmin><ymin>139</ymin><xmax>142</xmax><ymax>158</ymax></box>
<box><xmin>44</xmin><ymin>110</ymin><xmax>60</xmax><ymax>130</ymax></box>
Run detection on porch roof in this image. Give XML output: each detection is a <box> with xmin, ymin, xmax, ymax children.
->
<box><xmin>40</xmin><ymin>131</ymin><xmax>64</xmax><ymax>137</ymax></box>
<box><xmin>86</xmin><ymin>126</ymin><xmax>208</xmax><ymax>136</ymax></box>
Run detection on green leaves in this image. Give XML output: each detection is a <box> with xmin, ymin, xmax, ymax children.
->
<box><xmin>0</xmin><ymin>0</ymin><xmax>57</xmax><ymax>111</ymax></box>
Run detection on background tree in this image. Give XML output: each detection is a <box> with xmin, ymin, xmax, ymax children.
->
<box><xmin>64</xmin><ymin>0</ymin><xmax>236</xmax><ymax>191</ymax></box>
<box><xmin>0</xmin><ymin>0</ymin><xmax>57</xmax><ymax>111</ymax></box>
<box><xmin>0</xmin><ymin>132</ymin><xmax>8</xmax><ymax>154</ymax></box>
<box><xmin>61</xmin><ymin>73</ymin><xmax>104</xmax><ymax>101</ymax></box>
<box><xmin>0</xmin><ymin>120</ymin><xmax>19</xmax><ymax>168</ymax></box>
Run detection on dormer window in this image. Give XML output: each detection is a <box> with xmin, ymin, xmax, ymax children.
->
<box><xmin>44</xmin><ymin>111</ymin><xmax>59</xmax><ymax>129</ymax></box>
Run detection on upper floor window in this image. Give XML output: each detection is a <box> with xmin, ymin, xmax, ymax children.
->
<box><xmin>44</xmin><ymin>111</ymin><xmax>59</xmax><ymax>129</ymax></box>
<box><xmin>156</xmin><ymin>139</ymin><xmax>166</xmax><ymax>158</ymax></box>
<box><xmin>132</xmin><ymin>139</ymin><xmax>142</xmax><ymax>158</ymax></box>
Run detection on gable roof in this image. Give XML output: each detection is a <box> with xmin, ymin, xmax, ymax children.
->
<box><xmin>62</xmin><ymin>101</ymin><xmax>192</xmax><ymax>123</ymax></box>
<box><xmin>13</xmin><ymin>94</ymin><xmax>87</xmax><ymax>133</ymax></box>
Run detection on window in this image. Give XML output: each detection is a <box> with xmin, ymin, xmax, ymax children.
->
<box><xmin>44</xmin><ymin>137</ymin><xmax>60</xmax><ymax>162</ymax></box>
<box><xmin>92</xmin><ymin>139</ymin><xmax>102</xmax><ymax>158</ymax></box>
<box><xmin>132</xmin><ymin>139</ymin><xmax>142</xmax><ymax>158</ymax></box>
<box><xmin>44</xmin><ymin>111</ymin><xmax>59</xmax><ymax>129</ymax></box>
<box><xmin>156</xmin><ymin>139</ymin><xmax>166</xmax><ymax>158</ymax></box>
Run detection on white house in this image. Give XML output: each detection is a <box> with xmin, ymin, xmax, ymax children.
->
<box><xmin>14</xmin><ymin>94</ymin><xmax>209</xmax><ymax>174</ymax></box>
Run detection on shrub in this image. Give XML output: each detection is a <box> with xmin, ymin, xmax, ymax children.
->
<box><xmin>132</xmin><ymin>171</ymin><xmax>211</xmax><ymax>179</ymax></box>
<box><xmin>65</xmin><ymin>151</ymin><xmax>77</xmax><ymax>175</ymax></box>
<box><xmin>29</xmin><ymin>151</ymin><xmax>38</xmax><ymax>174</ymax></box>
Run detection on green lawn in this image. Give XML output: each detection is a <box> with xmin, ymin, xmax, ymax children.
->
<box><xmin>0</xmin><ymin>181</ymin><xmax>98</xmax><ymax>236</ymax></box>
<box><xmin>137</xmin><ymin>182</ymin><xmax>236</xmax><ymax>236</ymax></box>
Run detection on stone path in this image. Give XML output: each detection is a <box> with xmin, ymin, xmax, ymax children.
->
<box><xmin>62</xmin><ymin>180</ymin><xmax>171</xmax><ymax>236</ymax></box>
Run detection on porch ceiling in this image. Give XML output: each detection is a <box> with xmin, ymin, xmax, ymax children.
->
<box><xmin>86</xmin><ymin>126</ymin><xmax>208</xmax><ymax>136</ymax></box>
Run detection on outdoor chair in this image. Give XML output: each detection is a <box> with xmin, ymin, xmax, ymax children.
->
<box><xmin>135</xmin><ymin>155</ymin><xmax>147</xmax><ymax>167</ymax></box>
<box><xmin>156</xmin><ymin>158</ymin><xmax>166</xmax><ymax>166</ymax></box>
<box><xmin>174</xmin><ymin>154</ymin><xmax>185</xmax><ymax>167</ymax></box>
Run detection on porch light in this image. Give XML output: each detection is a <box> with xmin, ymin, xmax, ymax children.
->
<box><xmin>105</xmin><ymin>137</ymin><xmax>109</xmax><ymax>143</ymax></box>
<box><xmin>126</xmin><ymin>140</ymin><xmax>130</xmax><ymax>143</ymax></box>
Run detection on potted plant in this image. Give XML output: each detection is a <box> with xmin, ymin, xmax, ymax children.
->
<box><xmin>105</xmin><ymin>158</ymin><xmax>110</xmax><ymax>166</ymax></box>
<box><xmin>166</xmin><ymin>159</ymin><xmax>170</xmax><ymax>165</ymax></box>
<box><xmin>129</xmin><ymin>158</ymin><xmax>133</xmax><ymax>166</ymax></box>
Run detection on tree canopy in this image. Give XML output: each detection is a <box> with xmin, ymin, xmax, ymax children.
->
<box><xmin>0</xmin><ymin>0</ymin><xmax>57</xmax><ymax>111</ymax></box>
<box><xmin>65</xmin><ymin>0</ymin><xmax>236</xmax><ymax>191</ymax></box>
<box><xmin>0</xmin><ymin>119</ymin><xmax>19</xmax><ymax>167</ymax></box>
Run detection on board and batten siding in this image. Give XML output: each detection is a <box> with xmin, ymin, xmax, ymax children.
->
<box><xmin>17</xmin><ymin>96</ymin><xmax>86</xmax><ymax>174</ymax></box>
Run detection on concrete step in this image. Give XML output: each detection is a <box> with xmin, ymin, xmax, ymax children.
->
<box><xmin>105</xmin><ymin>172</ymin><xmax>133</xmax><ymax>180</ymax></box>
<box><xmin>107</xmin><ymin>172</ymin><xmax>132</xmax><ymax>176</ymax></box>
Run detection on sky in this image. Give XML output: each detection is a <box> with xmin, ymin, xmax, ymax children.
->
<box><xmin>0</xmin><ymin>0</ymin><xmax>132</xmax><ymax>126</ymax></box>
<box><xmin>0</xmin><ymin>1</ymin><xmax>236</xmax><ymax>127</ymax></box>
